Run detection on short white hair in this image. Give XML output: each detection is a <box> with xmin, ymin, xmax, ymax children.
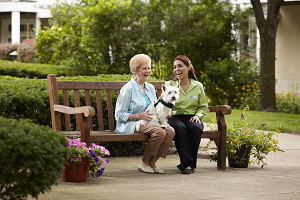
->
<box><xmin>129</xmin><ymin>54</ymin><xmax>151</xmax><ymax>74</ymax></box>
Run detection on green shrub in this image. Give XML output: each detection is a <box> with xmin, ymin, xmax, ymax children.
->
<box><xmin>0</xmin><ymin>116</ymin><xmax>69</xmax><ymax>200</ymax></box>
<box><xmin>0</xmin><ymin>60</ymin><xmax>70</xmax><ymax>78</ymax></box>
<box><xmin>0</xmin><ymin>42</ymin><xmax>18</xmax><ymax>61</ymax></box>
<box><xmin>276</xmin><ymin>92</ymin><xmax>300</xmax><ymax>114</ymax></box>
<box><xmin>202</xmin><ymin>56</ymin><xmax>259</xmax><ymax>107</ymax></box>
<box><xmin>17</xmin><ymin>39</ymin><xmax>37</xmax><ymax>63</ymax></box>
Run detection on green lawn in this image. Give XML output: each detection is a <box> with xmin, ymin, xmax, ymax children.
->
<box><xmin>203</xmin><ymin>109</ymin><xmax>300</xmax><ymax>134</ymax></box>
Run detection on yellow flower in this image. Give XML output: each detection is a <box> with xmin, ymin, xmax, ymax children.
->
<box><xmin>241</xmin><ymin>97</ymin><xmax>244</xmax><ymax>99</ymax></box>
<box><xmin>253</xmin><ymin>82</ymin><xmax>256</xmax><ymax>85</ymax></box>
<box><xmin>234</xmin><ymin>99</ymin><xmax>237</xmax><ymax>102</ymax></box>
<box><xmin>230</xmin><ymin>141</ymin><xmax>233</xmax><ymax>145</ymax></box>
<box><xmin>234</xmin><ymin>150</ymin><xmax>237</xmax><ymax>154</ymax></box>
<box><xmin>226</xmin><ymin>122</ymin><xmax>228</xmax><ymax>124</ymax></box>
<box><xmin>236</xmin><ymin>94</ymin><xmax>239</xmax><ymax>96</ymax></box>
<box><xmin>235</xmin><ymin>86</ymin><xmax>238</xmax><ymax>89</ymax></box>
<box><xmin>234</xmin><ymin>139</ymin><xmax>237</xmax><ymax>142</ymax></box>
<box><xmin>231</xmin><ymin>150</ymin><xmax>234</xmax><ymax>152</ymax></box>
<box><xmin>226</xmin><ymin>141</ymin><xmax>229</xmax><ymax>143</ymax></box>
<box><xmin>269</xmin><ymin>148</ymin><xmax>272</xmax><ymax>151</ymax></box>
<box><xmin>257</xmin><ymin>89</ymin><xmax>260</xmax><ymax>92</ymax></box>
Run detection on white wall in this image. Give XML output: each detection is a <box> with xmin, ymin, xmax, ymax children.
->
<box><xmin>275</xmin><ymin>4</ymin><xmax>300</xmax><ymax>95</ymax></box>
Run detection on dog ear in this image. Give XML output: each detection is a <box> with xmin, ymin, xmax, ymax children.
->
<box><xmin>162</xmin><ymin>84</ymin><xmax>167</xmax><ymax>92</ymax></box>
<box><xmin>175</xmin><ymin>83</ymin><xmax>180</xmax><ymax>88</ymax></box>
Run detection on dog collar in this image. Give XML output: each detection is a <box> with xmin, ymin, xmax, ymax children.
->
<box><xmin>154</xmin><ymin>99</ymin><xmax>173</xmax><ymax>109</ymax></box>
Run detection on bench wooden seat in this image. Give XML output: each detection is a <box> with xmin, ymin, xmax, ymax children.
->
<box><xmin>47</xmin><ymin>74</ymin><xmax>231</xmax><ymax>170</ymax></box>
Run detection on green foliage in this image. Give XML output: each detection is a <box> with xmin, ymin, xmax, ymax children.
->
<box><xmin>276</xmin><ymin>92</ymin><xmax>300</xmax><ymax>114</ymax></box>
<box><xmin>35</xmin><ymin>0</ymin><xmax>251</xmax><ymax>81</ymax></box>
<box><xmin>0</xmin><ymin>77</ymin><xmax>52</xmax><ymax>126</ymax></box>
<box><xmin>0</xmin><ymin>116</ymin><xmax>69</xmax><ymax>200</ymax></box>
<box><xmin>202</xmin><ymin>55</ymin><xmax>259</xmax><ymax>107</ymax></box>
<box><xmin>0</xmin><ymin>60</ymin><xmax>70</xmax><ymax>78</ymax></box>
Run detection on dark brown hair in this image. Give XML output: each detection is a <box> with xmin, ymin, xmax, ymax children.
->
<box><xmin>170</xmin><ymin>55</ymin><xmax>198</xmax><ymax>81</ymax></box>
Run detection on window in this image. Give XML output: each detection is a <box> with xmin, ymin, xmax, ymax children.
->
<box><xmin>8</xmin><ymin>24</ymin><xmax>34</xmax><ymax>32</ymax></box>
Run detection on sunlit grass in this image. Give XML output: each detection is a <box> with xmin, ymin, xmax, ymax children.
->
<box><xmin>203</xmin><ymin>109</ymin><xmax>300</xmax><ymax>134</ymax></box>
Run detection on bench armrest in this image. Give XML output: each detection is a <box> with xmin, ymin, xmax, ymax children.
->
<box><xmin>208</xmin><ymin>105</ymin><xmax>232</xmax><ymax>115</ymax></box>
<box><xmin>54</xmin><ymin>105</ymin><xmax>95</xmax><ymax>117</ymax></box>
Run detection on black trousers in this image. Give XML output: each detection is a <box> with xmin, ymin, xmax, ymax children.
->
<box><xmin>168</xmin><ymin>115</ymin><xmax>204</xmax><ymax>171</ymax></box>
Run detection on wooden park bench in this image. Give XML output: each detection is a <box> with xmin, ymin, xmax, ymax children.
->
<box><xmin>47</xmin><ymin>74</ymin><xmax>231</xmax><ymax>170</ymax></box>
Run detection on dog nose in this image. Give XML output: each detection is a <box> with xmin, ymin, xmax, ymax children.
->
<box><xmin>172</xmin><ymin>96</ymin><xmax>175</xmax><ymax>100</ymax></box>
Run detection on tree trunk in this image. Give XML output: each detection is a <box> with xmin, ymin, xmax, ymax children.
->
<box><xmin>250</xmin><ymin>0</ymin><xmax>285</xmax><ymax>111</ymax></box>
<box><xmin>259</xmin><ymin>33</ymin><xmax>276</xmax><ymax>111</ymax></box>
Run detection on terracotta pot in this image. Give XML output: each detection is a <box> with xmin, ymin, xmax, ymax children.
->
<box><xmin>62</xmin><ymin>157</ymin><xmax>90</xmax><ymax>182</ymax></box>
<box><xmin>228</xmin><ymin>145</ymin><xmax>251</xmax><ymax>168</ymax></box>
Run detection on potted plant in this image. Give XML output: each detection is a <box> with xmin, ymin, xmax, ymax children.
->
<box><xmin>207</xmin><ymin>105</ymin><xmax>280</xmax><ymax>168</ymax></box>
<box><xmin>62</xmin><ymin>138</ymin><xmax>110</xmax><ymax>182</ymax></box>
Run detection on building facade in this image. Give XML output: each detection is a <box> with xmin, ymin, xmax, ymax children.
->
<box><xmin>0</xmin><ymin>0</ymin><xmax>54</xmax><ymax>44</ymax></box>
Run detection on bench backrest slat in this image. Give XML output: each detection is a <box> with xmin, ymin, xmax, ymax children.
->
<box><xmin>74</xmin><ymin>89</ymin><xmax>81</xmax><ymax>131</ymax></box>
<box><xmin>106</xmin><ymin>89</ymin><xmax>115</xmax><ymax>130</ymax></box>
<box><xmin>96</xmin><ymin>89</ymin><xmax>104</xmax><ymax>131</ymax></box>
<box><xmin>84</xmin><ymin>89</ymin><xmax>93</xmax><ymax>130</ymax></box>
<box><xmin>63</xmin><ymin>89</ymin><xmax>71</xmax><ymax>131</ymax></box>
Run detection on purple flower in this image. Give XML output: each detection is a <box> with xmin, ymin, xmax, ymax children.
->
<box><xmin>89</xmin><ymin>149</ymin><xmax>100</xmax><ymax>166</ymax></box>
<box><xmin>241</xmin><ymin>113</ymin><xmax>244</xmax><ymax>120</ymax></box>
<box><xmin>90</xmin><ymin>168</ymin><xmax>105</xmax><ymax>178</ymax></box>
<box><xmin>261</xmin><ymin>124</ymin><xmax>267</xmax><ymax>126</ymax></box>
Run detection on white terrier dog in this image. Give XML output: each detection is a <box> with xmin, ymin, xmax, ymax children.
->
<box><xmin>136</xmin><ymin>84</ymin><xmax>180</xmax><ymax>131</ymax></box>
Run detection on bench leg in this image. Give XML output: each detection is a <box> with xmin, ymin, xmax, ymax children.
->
<box><xmin>80</xmin><ymin>114</ymin><xmax>91</xmax><ymax>146</ymax></box>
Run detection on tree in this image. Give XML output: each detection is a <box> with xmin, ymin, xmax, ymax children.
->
<box><xmin>250</xmin><ymin>0</ymin><xmax>285</xmax><ymax>111</ymax></box>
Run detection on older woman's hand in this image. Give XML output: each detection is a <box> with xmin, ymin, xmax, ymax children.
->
<box><xmin>190</xmin><ymin>115</ymin><xmax>202</xmax><ymax>124</ymax></box>
<box><xmin>139</xmin><ymin>110</ymin><xmax>154</xmax><ymax>122</ymax></box>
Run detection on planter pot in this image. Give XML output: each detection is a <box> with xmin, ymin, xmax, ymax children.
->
<box><xmin>228</xmin><ymin>145</ymin><xmax>251</xmax><ymax>168</ymax></box>
<box><xmin>62</xmin><ymin>157</ymin><xmax>90</xmax><ymax>182</ymax></box>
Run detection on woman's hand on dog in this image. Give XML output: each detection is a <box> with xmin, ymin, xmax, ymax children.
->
<box><xmin>139</xmin><ymin>110</ymin><xmax>154</xmax><ymax>122</ymax></box>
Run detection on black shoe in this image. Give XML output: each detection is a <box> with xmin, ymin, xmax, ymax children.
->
<box><xmin>181</xmin><ymin>168</ymin><xmax>194</xmax><ymax>174</ymax></box>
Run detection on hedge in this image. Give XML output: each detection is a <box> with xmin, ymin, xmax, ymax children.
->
<box><xmin>0</xmin><ymin>60</ymin><xmax>71</xmax><ymax>78</ymax></box>
<box><xmin>0</xmin><ymin>116</ymin><xmax>69</xmax><ymax>200</ymax></box>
